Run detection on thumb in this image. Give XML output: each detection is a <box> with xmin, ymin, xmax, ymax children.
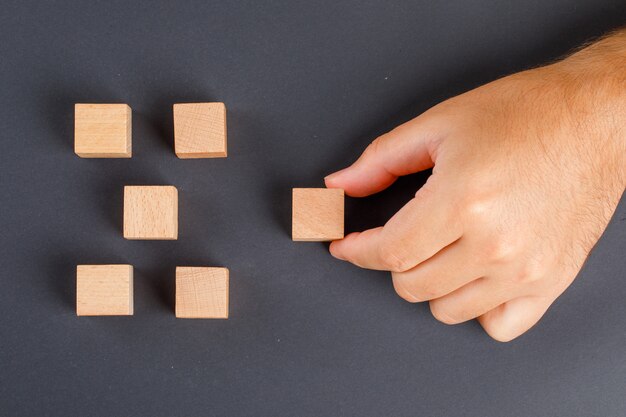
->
<box><xmin>325</xmin><ymin>115</ymin><xmax>442</xmax><ymax>197</ymax></box>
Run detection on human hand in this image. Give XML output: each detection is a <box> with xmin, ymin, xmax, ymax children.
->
<box><xmin>325</xmin><ymin>30</ymin><xmax>626</xmax><ymax>341</ymax></box>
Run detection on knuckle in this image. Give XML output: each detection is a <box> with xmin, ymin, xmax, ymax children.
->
<box><xmin>483</xmin><ymin>237</ymin><xmax>518</xmax><ymax>263</ymax></box>
<box><xmin>392</xmin><ymin>274</ymin><xmax>435</xmax><ymax>302</ymax></box>
<box><xmin>461</xmin><ymin>196</ymin><xmax>493</xmax><ymax>223</ymax></box>
<box><xmin>391</xmin><ymin>274</ymin><xmax>419</xmax><ymax>303</ymax></box>
<box><xmin>460</xmin><ymin>196</ymin><xmax>521</xmax><ymax>264</ymax></box>
<box><xmin>429</xmin><ymin>301</ymin><xmax>461</xmax><ymax>325</ymax></box>
<box><xmin>511</xmin><ymin>259</ymin><xmax>545</xmax><ymax>285</ymax></box>
<box><xmin>410</xmin><ymin>279</ymin><xmax>440</xmax><ymax>302</ymax></box>
<box><xmin>365</xmin><ymin>135</ymin><xmax>387</xmax><ymax>158</ymax></box>
<box><xmin>377</xmin><ymin>244</ymin><xmax>413</xmax><ymax>272</ymax></box>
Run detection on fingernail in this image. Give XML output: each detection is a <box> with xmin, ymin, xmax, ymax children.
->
<box><xmin>324</xmin><ymin>167</ymin><xmax>349</xmax><ymax>182</ymax></box>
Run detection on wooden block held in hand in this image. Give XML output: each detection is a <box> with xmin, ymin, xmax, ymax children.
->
<box><xmin>292</xmin><ymin>188</ymin><xmax>344</xmax><ymax>241</ymax></box>
<box><xmin>176</xmin><ymin>267</ymin><xmax>229</xmax><ymax>319</ymax></box>
<box><xmin>123</xmin><ymin>186</ymin><xmax>178</xmax><ymax>240</ymax></box>
<box><xmin>75</xmin><ymin>104</ymin><xmax>132</xmax><ymax>158</ymax></box>
<box><xmin>76</xmin><ymin>265</ymin><xmax>133</xmax><ymax>316</ymax></box>
<box><xmin>174</xmin><ymin>102</ymin><xmax>227</xmax><ymax>158</ymax></box>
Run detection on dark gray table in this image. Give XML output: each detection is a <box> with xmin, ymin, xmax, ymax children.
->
<box><xmin>1</xmin><ymin>1</ymin><xmax>625</xmax><ymax>416</ymax></box>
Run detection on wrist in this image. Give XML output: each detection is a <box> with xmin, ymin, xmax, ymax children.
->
<box><xmin>553</xmin><ymin>30</ymin><xmax>626</xmax><ymax>183</ymax></box>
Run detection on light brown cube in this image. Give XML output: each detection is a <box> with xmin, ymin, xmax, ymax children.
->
<box><xmin>123</xmin><ymin>186</ymin><xmax>178</xmax><ymax>240</ymax></box>
<box><xmin>76</xmin><ymin>265</ymin><xmax>133</xmax><ymax>316</ymax></box>
<box><xmin>292</xmin><ymin>188</ymin><xmax>344</xmax><ymax>241</ymax></box>
<box><xmin>75</xmin><ymin>104</ymin><xmax>132</xmax><ymax>158</ymax></box>
<box><xmin>173</xmin><ymin>102</ymin><xmax>227</xmax><ymax>158</ymax></box>
<box><xmin>176</xmin><ymin>267</ymin><xmax>229</xmax><ymax>319</ymax></box>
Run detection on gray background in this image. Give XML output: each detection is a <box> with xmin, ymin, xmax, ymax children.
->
<box><xmin>0</xmin><ymin>1</ymin><xmax>625</xmax><ymax>416</ymax></box>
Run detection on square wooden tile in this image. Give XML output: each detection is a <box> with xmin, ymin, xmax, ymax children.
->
<box><xmin>123</xmin><ymin>186</ymin><xmax>178</xmax><ymax>240</ymax></box>
<box><xmin>75</xmin><ymin>104</ymin><xmax>131</xmax><ymax>158</ymax></box>
<box><xmin>176</xmin><ymin>267</ymin><xmax>229</xmax><ymax>319</ymax></box>
<box><xmin>76</xmin><ymin>264</ymin><xmax>133</xmax><ymax>316</ymax></box>
<box><xmin>292</xmin><ymin>188</ymin><xmax>344</xmax><ymax>241</ymax></box>
<box><xmin>174</xmin><ymin>102</ymin><xmax>227</xmax><ymax>158</ymax></box>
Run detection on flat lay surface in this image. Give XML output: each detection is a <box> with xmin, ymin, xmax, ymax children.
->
<box><xmin>0</xmin><ymin>1</ymin><xmax>625</xmax><ymax>416</ymax></box>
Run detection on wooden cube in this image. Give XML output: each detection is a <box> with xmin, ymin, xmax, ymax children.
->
<box><xmin>76</xmin><ymin>265</ymin><xmax>133</xmax><ymax>316</ymax></box>
<box><xmin>123</xmin><ymin>186</ymin><xmax>178</xmax><ymax>240</ymax></box>
<box><xmin>173</xmin><ymin>102</ymin><xmax>227</xmax><ymax>158</ymax></box>
<box><xmin>75</xmin><ymin>104</ymin><xmax>132</xmax><ymax>158</ymax></box>
<box><xmin>176</xmin><ymin>267</ymin><xmax>229</xmax><ymax>319</ymax></box>
<box><xmin>292</xmin><ymin>188</ymin><xmax>344</xmax><ymax>241</ymax></box>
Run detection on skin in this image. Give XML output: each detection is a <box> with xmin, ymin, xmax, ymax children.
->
<box><xmin>325</xmin><ymin>29</ymin><xmax>626</xmax><ymax>342</ymax></box>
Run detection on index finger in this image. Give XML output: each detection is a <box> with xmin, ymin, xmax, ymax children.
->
<box><xmin>330</xmin><ymin>181</ymin><xmax>462</xmax><ymax>271</ymax></box>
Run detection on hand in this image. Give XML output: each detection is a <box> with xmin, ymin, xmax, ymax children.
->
<box><xmin>325</xmin><ymin>30</ymin><xmax>626</xmax><ymax>342</ymax></box>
